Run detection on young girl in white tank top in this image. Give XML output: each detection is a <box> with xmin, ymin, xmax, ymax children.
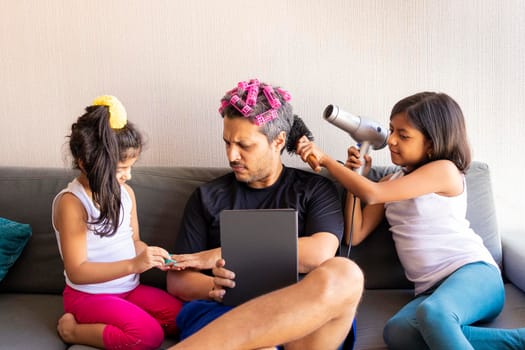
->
<box><xmin>297</xmin><ymin>92</ymin><xmax>524</xmax><ymax>350</ymax></box>
<box><xmin>53</xmin><ymin>96</ymin><xmax>182</xmax><ymax>350</ymax></box>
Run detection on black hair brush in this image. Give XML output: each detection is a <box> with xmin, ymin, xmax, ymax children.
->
<box><xmin>286</xmin><ymin>115</ymin><xmax>320</xmax><ymax>172</ymax></box>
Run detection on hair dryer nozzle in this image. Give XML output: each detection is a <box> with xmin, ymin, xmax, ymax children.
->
<box><xmin>323</xmin><ymin>104</ymin><xmax>388</xmax><ymax>150</ymax></box>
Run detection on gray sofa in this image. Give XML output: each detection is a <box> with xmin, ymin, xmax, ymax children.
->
<box><xmin>0</xmin><ymin>162</ymin><xmax>524</xmax><ymax>350</ymax></box>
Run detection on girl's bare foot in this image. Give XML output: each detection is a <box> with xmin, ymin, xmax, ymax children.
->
<box><xmin>57</xmin><ymin>313</ymin><xmax>78</xmax><ymax>343</ymax></box>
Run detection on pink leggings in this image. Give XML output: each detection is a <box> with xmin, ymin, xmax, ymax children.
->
<box><xmin>63</xmin><ymin>284</ymin><xmax>183</xmax><ymax>350</ymax></box>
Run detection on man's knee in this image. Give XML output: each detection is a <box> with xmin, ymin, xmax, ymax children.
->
<box><xmin>328</xmin><ymin>257</ymin><xmax>364</xmax><ymax>290</ymax></box>
<box><xmin>314</xmin><ymin>257</ymin><xmax>364</xmax><ymax>303</ymax></box>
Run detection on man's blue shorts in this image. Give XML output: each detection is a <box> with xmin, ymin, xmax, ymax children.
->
<box><xmin>176</xmin><ymin>300</ymin><xmax>232</xmax><ymax>340</ymax></box>
<box><xmin>176</xmin><ymin>299</ymin><xmax>355</xmax><ymax>350</ymax></box>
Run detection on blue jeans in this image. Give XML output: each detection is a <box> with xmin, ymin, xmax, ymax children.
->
<box><xmin>383</xmin><ymin>261</ymin><xmax>524</xmax><ymax>350</ymax></box>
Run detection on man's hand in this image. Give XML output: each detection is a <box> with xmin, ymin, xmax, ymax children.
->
<box><xmin>209</xmin><ymin>258</ymin><xmax>236</xmax><ymax>302</ymax></box>
<box><xmin>169</xmin><ymin>248</ymin><xmax>221</xmax><ymax>271</ymax></box>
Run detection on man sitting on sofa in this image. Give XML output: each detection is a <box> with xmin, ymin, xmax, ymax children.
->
<box><xmin>166</xmin><ymin>79</ymin><xmax>364</xmax><ymax>349</ymax></box>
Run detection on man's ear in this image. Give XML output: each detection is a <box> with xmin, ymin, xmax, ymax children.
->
<box><xmin>273</xmin><ymin>131</ymin><xmax>286</xmax><ymax>153</ymax></box>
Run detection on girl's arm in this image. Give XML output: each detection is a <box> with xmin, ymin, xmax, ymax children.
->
<box><xmin>325</xmin><ymin>157</ymin><xmax>463</xmax><ymax>204</ymax></box>
<box><xmin>344</xmin><ymin>192</ymin><xmax>386</xmax><ymax>246</ymax></box>
<box><xmin>298</xmin><ymin>142</ymin><xmax>463</xmax><ymax>204</ymax></box>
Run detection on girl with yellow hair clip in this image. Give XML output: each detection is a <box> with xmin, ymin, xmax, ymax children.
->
<box><xmin>52</xmin><ymin>96</ymin><xmax>182</xmax><ymax>349</ymax></box>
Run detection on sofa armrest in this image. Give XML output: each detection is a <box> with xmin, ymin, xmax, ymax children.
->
<box><xmin>502</xmin><ymin>229</ymin><xmax>525</xmax><ymax>292</ymax></box>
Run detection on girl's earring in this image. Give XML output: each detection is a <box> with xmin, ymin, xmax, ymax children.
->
<box><xmin>427</xmin><ymin>152</ymin><xmax>432</xmax><ymax>159</ymax></box>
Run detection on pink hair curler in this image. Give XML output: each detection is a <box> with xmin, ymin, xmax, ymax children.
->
<box><xmin>276</xmin><ymin>87</ymin><xmax>292</xmax><ymax>101</ymax></box>
<box><xmin>246</xmin><ymin>82</ymin><xmax>260</xmax><ymax>106</ymax></box>
<box><xmin>230</xmin><ymin>95</ymin><xmax>253</xmax><ymax>116</ymax></box>
<box><xmin>237</xmin><ymin>81</ymin><xmax>249</xmax><ymax>96</ymax></box>
<box><xmin>218</xmin><ymin>99</ymin><xmax>229</xmax><ymax>114</ymax></box>
<box><xmin>225</xmin><ymin>86</ymin><xmax>238</xmax><ymax>97</ymax></box>
<box><xmin>263</xmin><ymin>85</ymin><xmax>282</xmax><ymax>109</ymax></box>
<box><xmin>253</xmin><ymin>109</ymin><xmax>278</xmax><ymax>126</ymax></box>
<box><xmin>248</xmin><ymin>78</ymin><xmax>260</xmax><ymax>86</ymax></box>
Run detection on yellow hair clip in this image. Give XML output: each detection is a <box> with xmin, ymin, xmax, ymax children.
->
<box><xmin>92</xmin><ymin>95</ymin><xmax>127</xmax><ymax>129</ymax></box>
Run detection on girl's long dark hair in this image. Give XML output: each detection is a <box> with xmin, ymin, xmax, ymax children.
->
<box><xmin>391</xmin><ymin>92</ymin><xmax>471</xmax><ymax>173</ymax></box>
<box><xmin>69</xmin><ymin>105</ymin><xmax>142</xmax><ymax>237</ymax></box>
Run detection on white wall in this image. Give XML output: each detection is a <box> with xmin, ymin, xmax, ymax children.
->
<box><xmin>1</xmin><ymin>0</ymin><xmax>523</xmax><ymax>233</ymax></box>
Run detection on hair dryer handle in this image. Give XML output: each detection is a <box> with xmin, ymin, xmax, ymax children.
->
<box><xmin>355</xmin><ymin>141</ymin><xmax>371</xmax><ymax>176</ymax></box>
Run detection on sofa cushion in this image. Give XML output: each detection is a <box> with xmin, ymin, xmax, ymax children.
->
<box><xmin>464</xmin><ymin>162</ymin><xmax>502</xmax><ymax>266</ymax></box>
<box><xmin>0</xmin><ymin>217</ymin><xmax>32</xmax><ymax>281</ymax></box>
<box><xmin>502</xmin><ymin>230</ymin><xmax>525</xmax><ymax>293</ymax></box>
<box><xmin>354</xmin><ymin>289</ymin><xmax>413</xmax><ymax>349</ymax></box>
<box><xmin>0</xmin><ymin>168</ymin><xmax>73</xmax><ymax>293</ymax></box>
<box><xmin>0</xmin><ymin>293</ymin><xmax>67</xmax><ymax>349</ymax></box>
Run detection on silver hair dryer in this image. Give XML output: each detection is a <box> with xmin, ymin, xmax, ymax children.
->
<box><xmin>323</xmin><ymin>105</ymin><xmax>388</xmax><ymax>175</ymax></box>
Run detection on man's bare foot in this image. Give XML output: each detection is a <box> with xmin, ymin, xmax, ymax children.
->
<box><xmin>57</xmin><ymin>313</ymin><xmax>77</xmax><ymax>343</ymax></box>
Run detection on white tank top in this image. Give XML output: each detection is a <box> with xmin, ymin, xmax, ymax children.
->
<box><xmin>384</xmin><ymin>171</ymin><xmax>498</xmax><ymax>295</ymax></box>
<box><xmin>52</xmin><ymin>179</ymin><xmax>139</xmax><ymax>294</ymax></box>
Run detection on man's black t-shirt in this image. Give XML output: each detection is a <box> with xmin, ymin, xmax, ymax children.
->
<box><xmin>174</xmin><ymin>166</ymin><xmax>344</xmax><ymax>254</ymax></box>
